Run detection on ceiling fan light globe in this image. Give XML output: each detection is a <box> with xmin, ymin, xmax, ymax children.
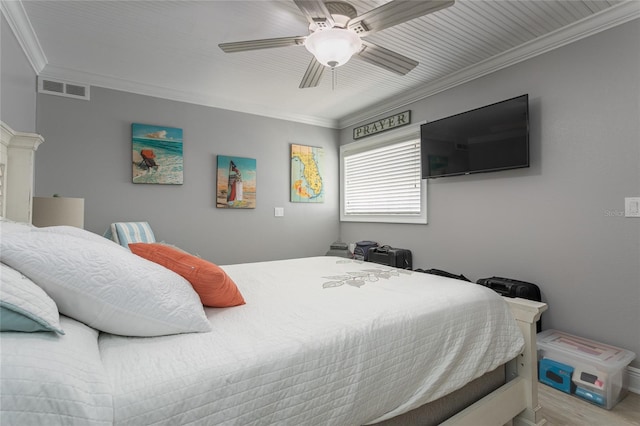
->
<box><xmin>304</xmin><ymin>28</ymin><xmax>362</xmax><ymax>68</ymax></box>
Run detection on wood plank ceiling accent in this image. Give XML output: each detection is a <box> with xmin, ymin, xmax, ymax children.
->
<box><xmin>7</xmin><ymin>0</ymin><xmax>637</xmax><ymax>128</ymax></box>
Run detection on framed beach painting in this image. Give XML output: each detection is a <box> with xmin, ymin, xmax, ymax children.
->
<box><xmin>216</xmin><ymin>155</ymin><xmax>256</xmax><ymax>209</ymax></box>
<box><xmin>132</xmin><ymin>123</ymin><xmax>183</xmax><ymax>184</ymax></box>
<box><xmin>290</xmin><ymin>143</ymin><xmax>324</xmax><ymax>203</ymax></box>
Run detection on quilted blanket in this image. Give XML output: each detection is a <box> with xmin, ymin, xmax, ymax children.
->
<box><xmin>1</xmin><ymin>257</ymin><xmax>524</xmax><ymax>425</ymax></box>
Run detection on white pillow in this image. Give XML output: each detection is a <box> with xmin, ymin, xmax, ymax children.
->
<box><xmin>1</xmin><ymin>221</ymin><xmax>119</xmax><ymax>248</ymax></box>
<box><xmin>0</xmin><ymin>232</ymin><xmax>211</xmax><ymax>337</ymax></box>
<box><xmin>36</xmin><ymin>225</ymin><xmax>124</xmax><ymax>248</ymax></box>
<box><xmin>0</xmin><ymin>216</ymin><xmax>34</xmax><ymax>234</ymax></box>
<box><xmin>0</xmin><ymin>263</ymin><xmax>64</xmax><ymax>334</ymax></box>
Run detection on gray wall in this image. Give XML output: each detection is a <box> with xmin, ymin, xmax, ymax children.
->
<box><xmin>35</xmin><ymin>87</ymin><xmax>340</xmax><ymax>264</ymax></box>
<box><xmin>1</xmin><ymin>14</ymin><xmax>37</xmax><ymax>132</ymax></box>
<box><xmin>340</xmin><ymin>20</ymin><xmax>640</xmax><ymax>367</ymax></box>
<box><xmin>13</xmin><ymin>9</ymin><xmax>640</xmax><ymax>366</ymax></box>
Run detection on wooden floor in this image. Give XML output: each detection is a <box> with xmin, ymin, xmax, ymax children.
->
<box><xmin>538</xmin><ymin>385</ymin><xmax>640</xmax><ymax>425</ymax></box>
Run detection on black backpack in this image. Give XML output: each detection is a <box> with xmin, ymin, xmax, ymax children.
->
<box><xmin>353</xmin><ymin>241</ymin><xmax>378</xmax><ymax>261</ymax></box>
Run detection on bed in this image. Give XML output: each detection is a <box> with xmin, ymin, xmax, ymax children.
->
<box><xmin>0</xmin><ymin>121</ymin><xmax>547</xmax><ymax>426</ymax></box>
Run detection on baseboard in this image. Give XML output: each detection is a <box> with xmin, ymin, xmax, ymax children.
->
<box><xmin>628</xmin><ymin>366</ymin><xmax>640</xmax><ymax>395</ymax></box>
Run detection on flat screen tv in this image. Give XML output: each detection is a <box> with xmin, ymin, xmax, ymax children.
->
<box><xmin>421</xmin><ymin>94</ymin><xmax>529</xmax><ymax>178</ymax></box>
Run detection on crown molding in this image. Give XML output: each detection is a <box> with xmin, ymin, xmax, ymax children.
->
<box><xmin>4</xmin><ymin>0</ymin><xmax>637</xmax><ymax>130</ymax></box>
<box><xmin>0</xmin><ymin>0</ymin><xmax>47</xmax><ymax>73</ymax></box>
<box><xmin>2</xmin><ymin>0</ymin><xmax>335</xmax><ymax>128</ymax></box>
<box><xmin>337</xmin><ymin>1</ymin><xmax>640</xmax><ymax>129</ymax></box>
<box><xmin>39</xmin><ymin>65</ymin><xmax>338</xmax><ymax>128</ymax></box>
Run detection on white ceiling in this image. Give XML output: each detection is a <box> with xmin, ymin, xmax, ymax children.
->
<box><xmin>3</xmin><ymin>0</ymin><xmax>639</xmax><ymax>128</ymax></box>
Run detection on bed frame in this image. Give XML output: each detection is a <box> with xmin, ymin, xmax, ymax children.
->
<box><xmin>0</xmin><ymin>120</ymin><xmax>548</xmax><ymax>425</ymax></box>
<box><xmin>443</xmin><ymin>297</ymin><xmax>548</xmax><ymax>426</ymax></box>
<box><xmin>0</xmin><ymin>121</ymin><xmax>43</xmax><ymax>223</ymax></box>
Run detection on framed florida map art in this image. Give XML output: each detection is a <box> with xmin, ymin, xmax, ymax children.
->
<box><xmin>216</xmin><ymin>155</ymin><xmax>256</xmax><ymax>209</ymax></box>
<box><xmin>291</xmin><ymin>144</ymin><xmax>324</xmax><ymax>203</ymax></box>
<box><xmin>132</xmin><ymin>123</ymin><xmax>183</xmax><ymax>184</ymax></box>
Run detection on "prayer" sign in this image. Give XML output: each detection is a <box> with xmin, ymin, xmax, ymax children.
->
<box><xmin>353</xmin><ymin>111</ymin><xmax>411</xmax><ymax>140</ymax></box>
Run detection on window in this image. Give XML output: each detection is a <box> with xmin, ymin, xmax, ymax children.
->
<box><xmin>340</xmin><ymin>126</ymin><xmax>427</xmax><ymax>224</ymax></box>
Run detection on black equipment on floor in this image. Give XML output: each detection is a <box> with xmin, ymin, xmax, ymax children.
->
<box><xmin>367</xmin><ymin>246</ymin><xmax>412</xmax><ymax>269</ymax></box>
<box><xmin>476</xmin><ymin>276</ymin><xmax>543</xmax><ymax>331</ymax></box>
<box><xmin>414</xmin><ymin>268</ymin><xmax>471</xmax><ymax>282</ymax></box>
<box><xmin>354</xmin><ymin>241</ymin><xmax>378</xmax><ymax>261</ymax></box>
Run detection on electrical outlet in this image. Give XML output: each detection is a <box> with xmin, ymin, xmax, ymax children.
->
<box><xmin>274</xmin><ymin>207</ymin><xmax>284</xmax><ymax>217</ymax></box>
<box><xmin>625</xmin><ymin>197</ymin><xmax>640</xmax><ymax>217</ymax></box>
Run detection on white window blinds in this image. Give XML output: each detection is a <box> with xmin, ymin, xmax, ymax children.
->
<box><xmin>342</xmin><ymin>138</ymin><xmax>424</xmax><ymax>221</ymax></box>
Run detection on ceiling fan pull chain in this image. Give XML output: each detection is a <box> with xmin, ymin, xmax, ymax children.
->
<box><xmin>332</xmin><ymin>67</ymin><xmax>337</xmax><ymax>91</ymax></box>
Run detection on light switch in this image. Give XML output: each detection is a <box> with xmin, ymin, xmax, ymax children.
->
<box><xmin>625</xmin><ymin>197</ymin><xmax>640</xmax><ymax>217</ymax></box>
<box><xmin>274</xmin><ymin>207</ymin><xmax>284</xmax><ymax>217</ymax></box>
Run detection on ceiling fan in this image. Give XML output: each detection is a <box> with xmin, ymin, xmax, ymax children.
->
<box><xmin>219</xmin><ymin>0</ymin><xmax>454</xmax><ymax>89</ymax></box>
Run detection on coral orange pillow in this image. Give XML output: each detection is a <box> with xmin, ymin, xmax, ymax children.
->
<box><xmin>129</xmin><ymin>243</ymin><xmax>245</xmax><ymax>308</ymax></box>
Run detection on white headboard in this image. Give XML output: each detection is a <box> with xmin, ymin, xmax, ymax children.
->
<box><xmin>0</xmin><ymin>122</ymin><xmax>44</xmax><ymax>223</ymax></box>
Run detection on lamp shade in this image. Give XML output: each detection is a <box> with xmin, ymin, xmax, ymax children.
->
<box><xmin>32</xmin><ymin>197</ymin><xmax>85</xmax><ymax>228</ymax></box>
<box><xmin>304</xmin><ymin>28</ymin><xmax>362</xmax><ymax>68</ymax></box>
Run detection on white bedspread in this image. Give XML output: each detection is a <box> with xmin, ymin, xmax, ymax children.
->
<box><xmin>97</xmin><ymin>257</ymin><xmax>524</xmax><ymax>425</ymax></box>
<box><xmin>0</xmin><ymin>316</ymin><xmax>113</xmax><ymax>425</ymax></box>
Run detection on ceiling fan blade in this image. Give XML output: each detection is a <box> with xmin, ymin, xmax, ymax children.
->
<box><xmin>219</xmin><ymin>36</ymin><xmax>306</xmax><ymax>53</ymax></box>
<box><xmin>293</xmin><ymin>0</ymin><xmax>334</xmax><ymax>29</ymax></box>
<box><xmin>348</xmin><ymin>0</ymin><xmax>454</xmax><ymax>36</ymax></box>
<box><xmin>357</xmin><ymin>41</ymin><xmax>418</xmax><ymax>75</ymax></box>
<box><xmin>299</xmin><ymin>57</ymin><xmax>325</xmax><ymax>89</ymax></box>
